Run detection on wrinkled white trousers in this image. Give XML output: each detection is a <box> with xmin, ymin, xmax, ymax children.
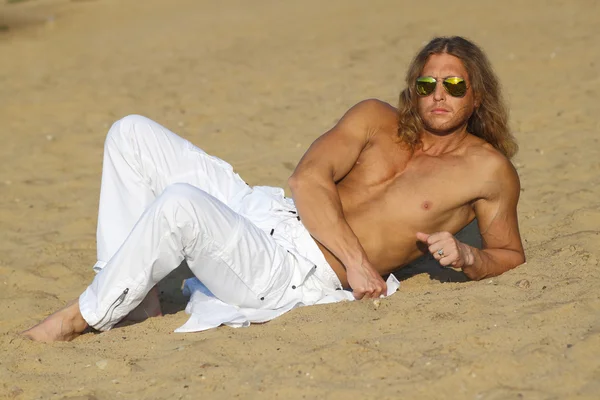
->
<box><xmin>79</xmin><ymin>115</ymin><xmax>342</xmax><ymax>331</ymax></box>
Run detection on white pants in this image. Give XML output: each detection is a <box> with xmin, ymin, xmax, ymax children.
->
<box><xmin>79</xmin><ymin>115</ymin><xmax>342</xmax><ymax>331</ymax></box>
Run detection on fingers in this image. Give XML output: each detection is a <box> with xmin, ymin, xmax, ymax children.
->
<box><xmin>416</xmin><ymin>232</ymin><xmax>430</xmax><ymax>243</ymax></box>
<box><xmin>438</xmin><ymin>254</ymin><xmax>456</xmax><ymax>267</ymax></box>
<box><xmin>356</xmin><ymin>291</ymin><xmax>381</xmax><ymax>300</ymax></box>
<box><xmin>353</xmin><ymin>290</ymin><xmax>375</xmax><ymax>300</ymax></box>
<box><xmin>353</xmin><ymin>291</ymin><xmax>365</xmax><ymax>300</ymax></box>
<box><xmin>420</xmin><ymin>232</ymin><xmax>453</xmax><ymax>263</ymax></box>
<box><xmin>424</xmin><ymin>231</ymin><xmax>453</xmax><ymax>245</ymax></box>
<box><xmin>352</xmin><ymin>281</ymin><xmax>387</xmax><ymax>300</ymax></box>
<box><xmin>347</xmin><ymin>261</ymin><xmax>387</xmax><ymax>300</ymax></box>
<box><xmin>431</xmin><ymin>248</ymin><xmax>456</xmax><ymax>266</ymax></box>
<box><xmin>423</xmin><ymin>232</ymin><xmax>464</xmax><ymax>267</ymax></box>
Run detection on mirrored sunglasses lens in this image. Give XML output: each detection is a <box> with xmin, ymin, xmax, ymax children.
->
<box><xmin>443</xmin><ymin>77</ymin><xmax>467</xmax><ymax>97</ymax></box>
<box><xmin>416</xmin><ymin>78</ymin><xmax>436</xmax><ymax>96</ymax></box>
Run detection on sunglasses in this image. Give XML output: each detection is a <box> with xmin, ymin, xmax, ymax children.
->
<box><xmin>415</xmin><ymin>76</ymin><xmax>468</xmax><ymax>98</ymax></box>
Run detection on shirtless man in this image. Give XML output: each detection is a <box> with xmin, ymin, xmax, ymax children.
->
<box><xmin>23</xmin><ymin>36</ymin><xmax>525</xmax><ymax>342</ymax></box>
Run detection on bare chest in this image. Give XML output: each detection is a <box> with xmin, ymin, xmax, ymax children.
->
<box><xmin>337</xmin><ymin>143</ymin><xmax>477</xmax><ymax>229</ymax></box>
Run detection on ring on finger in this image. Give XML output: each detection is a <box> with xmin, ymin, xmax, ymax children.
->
<box><xmin>437</xmin><ymin>249</ymin><xmax>444</xmax><ymax>257</ymax></box>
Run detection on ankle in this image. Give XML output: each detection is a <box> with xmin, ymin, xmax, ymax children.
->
<box><xmin>64</xmin><ymin>302</ymin><xmax>89</xmax><ymax>332</ymax></box>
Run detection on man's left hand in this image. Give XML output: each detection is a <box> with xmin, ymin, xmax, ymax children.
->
<box><xmin>416</xmin><ymin>231</ymin><xmax>475</xmax><ymax>269</ymax></box>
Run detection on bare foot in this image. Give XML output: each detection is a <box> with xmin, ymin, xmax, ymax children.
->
<box><xmin>22</xmin><ymin>299</ymin><xmax>89</xmax><ymax>342</ymax></box>
<box><xmin>122</xmin><ymin>286</ymin><xmax>163</xmax><ymax>323</ymax></box>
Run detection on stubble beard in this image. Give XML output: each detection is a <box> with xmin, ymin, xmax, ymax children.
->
<box><xmin>420</xmin><ymin>106</ymin><xmax>474</xmax><ymax>136</ymax></box>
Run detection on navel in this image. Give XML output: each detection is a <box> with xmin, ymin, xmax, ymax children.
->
<box><xmin>421</xmin><ymin>201</ymin><xmax>432</xmax><ymax>210</ymax></box>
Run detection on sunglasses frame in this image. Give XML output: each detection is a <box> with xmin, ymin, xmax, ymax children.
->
<box><xmin>415</xmin><ymin>76</ymin><xmax>469</xmax><ymax>98</ymax></box>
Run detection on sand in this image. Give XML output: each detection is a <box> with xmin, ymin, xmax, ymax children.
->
<box><xmin>1</xmin><ymin>0</ymin><xmax>599</xmax><ymax>398</ymax></box>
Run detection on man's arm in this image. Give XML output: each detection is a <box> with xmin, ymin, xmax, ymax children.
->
<box><xmin>417</xmin><ymin>155</ymin><xmax>526</xmax><ymax>280</ymax></box>
<box><xmin>465</xmin><ymin>156</ymin><xmax>526</xmax><ymax>279</ymax></box>
<box><xmin>288</xmin><ymin>100</ymin><xmax>387</xmax><ymax>298</ymax></box>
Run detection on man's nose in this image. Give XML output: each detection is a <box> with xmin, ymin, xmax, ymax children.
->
<box><xmin>433</xmin><ymin>81</ymin><xmax>446</xmax><ymax>101</ymax></box>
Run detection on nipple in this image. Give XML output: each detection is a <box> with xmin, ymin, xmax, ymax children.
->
<box><xmin>421</xmin><ymin>201</ymin><xmax>432</xmax><ymax>210</ymax></box>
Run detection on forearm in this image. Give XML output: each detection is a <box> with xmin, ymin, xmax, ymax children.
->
<box><xmin>461</xmin><ymin>244</ymin><xmax>526</xmax><ymax>280</ymax></box>
<box><xmin>289</xmin><ymin>175</ymin><xmax>367</xmax><ymax>269</ymax></box>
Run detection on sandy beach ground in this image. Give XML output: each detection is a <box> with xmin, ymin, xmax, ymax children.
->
<box><xmin>1</xmin><ymin>0</ymin><xmax>599</xmax><ymax>398</ymax></box>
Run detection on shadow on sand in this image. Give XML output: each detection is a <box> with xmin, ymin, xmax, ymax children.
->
<box><xmin>157</xmin><ymin>262</ymin><xmax>195</xmax><ymax>316</ymax></box>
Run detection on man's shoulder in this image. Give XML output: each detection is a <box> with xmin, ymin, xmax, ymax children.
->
<box><xmin>339</xmin><ymin>99</ymin><xmax>398</xmax><ymax>142</ymax></box>
<box><xmin>464</xmin><ymin>138</ymin><xmax>520</xmax><ymax>196</ymax></box>
<box><xmin>464</xmin><ymin>136</ymin><xmax>511</xmax><ymax>165</ymax></box>
<box><xmin>346</xmin><ymin>99</ymin><xmax>397</xmax><ymax>124</ymax></box>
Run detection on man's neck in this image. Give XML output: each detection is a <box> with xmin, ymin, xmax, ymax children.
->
<box><xmin>418</xmin><ymin>127</ymin><xmax>469</xmax><ymax>156</ymax></box>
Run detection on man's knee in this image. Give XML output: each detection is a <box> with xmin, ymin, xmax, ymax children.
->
<box><xmin>156</xmin><ymin>183</ymin><xmax>213</xmax><ymax>215</ymax></box>
<box><xmin>161</xmin><ymin>182</ymin><xmax>199</xmax><ymax>198</ymax></box>
<box><xmin>156</xmin><ymin>183</ymin><xmax>232</xmax><ymax>230</ymax></box>
<box><xmin>105</xmin><ymin>114</ymin><xmax>151</xmax><ymax>147</ymax></box>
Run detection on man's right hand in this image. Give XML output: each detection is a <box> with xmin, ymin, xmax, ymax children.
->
<box><xmin>346</xmin><ymin>260</ymin><xmax>387</xmax><ymax>300</ymax></box>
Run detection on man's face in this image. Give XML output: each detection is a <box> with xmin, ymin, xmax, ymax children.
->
<box><xmin>416</xmin><ymin>53</ymin><xmax>478</xmax><ymax>135</ymax></box>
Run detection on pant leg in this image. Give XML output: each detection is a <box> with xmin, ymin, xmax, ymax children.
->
<box><xmin>80</xmin><ymin>183</ymin><xmax>298</xmax><ymax>331</ymax></box>
<box><xmin>96</xmin><ymin>115</ymin><xmax>252</xmax><ymax>270</ymax></box>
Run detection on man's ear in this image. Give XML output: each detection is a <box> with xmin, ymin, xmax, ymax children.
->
<box><xmin>474</xmin><ymin>92</ymin><xmax>482</xmax><ymax>108</ymax></box>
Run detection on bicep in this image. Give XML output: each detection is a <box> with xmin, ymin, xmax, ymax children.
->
<box><xmin>291</xmin><ymin>100</ymin><xmax>379</xmax><ymax>182</ymax></box>
<box><xmin>473</xmin><ymin>160</ymin><xmax>524</xmax><ymax>253</ymax></box>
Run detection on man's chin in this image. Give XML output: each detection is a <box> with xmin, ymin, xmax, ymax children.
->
<box><xmin>422</xmin><ymin>120</ymin><xmax>467</xmax><ymax>136</ymax></box>
<box><xmin>423</xmin><ymin>125</ymin><xmax>457</xmax><ymax>136</ymax></box>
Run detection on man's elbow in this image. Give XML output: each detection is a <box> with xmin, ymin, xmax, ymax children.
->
<box><xmin>497</xmin><ymin>250</ymin><xmax>526</xmax><ymax>277</ymax></box>
<box><xmin>470</xmin><ymin>249</ymin><xmax>526</xmax><ymax>281</ymax></box>
<box><xmin>510</xmin><ymin>248</ymin><xmax>526</xmax><ymax>269</ymax></box>
<box><xmin>288</xmin><ymin>170</ymin><xmax>325</xmax><ymax>192</ymax></box>
<box><xmin>287</xmin><ymin>173</ymin><xmax>303</xmax><ymax>193</ymax></box>
<box><xmin>517</xmin><ymin>251</ymin><xmax>526</xmax><ymax>266</ymax></box>
<box><xmin>288</xmin><ymin>170</ymin><xmax>336</xmax><ymax>198</ymax></box>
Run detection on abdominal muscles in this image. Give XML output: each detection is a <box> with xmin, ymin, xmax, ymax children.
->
<box><xmin>328</xmin><ymin>182</ymin><xmax>473</xmax><ymax>280</ymax></box>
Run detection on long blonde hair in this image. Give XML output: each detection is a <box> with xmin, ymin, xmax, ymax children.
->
<box><xmin>398</xmin><ymin>36</ymin><xmax>518</xmax><ymax>158</ymax></box>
